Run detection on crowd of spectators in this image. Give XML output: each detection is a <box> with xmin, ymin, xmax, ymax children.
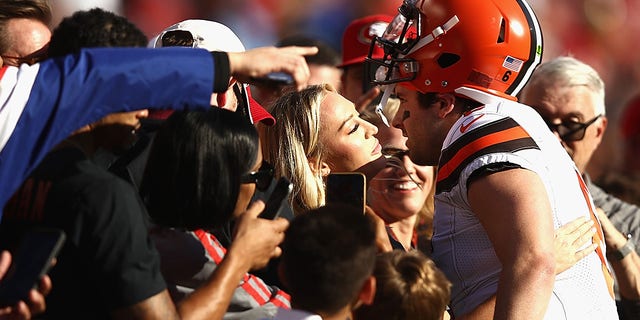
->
<box><xmin>1</xmin><ymin>0</ymin><xmax>639</xmax><ymax>319</ymax></box>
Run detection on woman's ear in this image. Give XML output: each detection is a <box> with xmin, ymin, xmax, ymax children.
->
<box><xmin>436</xmin><ymin>93</ymin><xmax>456</xmax><ymax>119</ymax></box>
<box><xmin>309</xmin><ymin>159</ymin><xmax>331</xmax><ymax>177</ymax></box>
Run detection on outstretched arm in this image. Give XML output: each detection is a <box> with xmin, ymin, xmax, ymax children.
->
<box><xmin>597</xmin><ymin>209</ymin><xmax>640</xmax><ymax>301</ymax></box>
<box><xmin>228</xmin><ymin>46</ymin><xmax>317</xmax><ymax>91</ymax></box>
<box><xmin>0</xmin><ymin>46</ymin><xmax>315</xmax><ymax>217</ymax></box>
<box><xmin>468</xmin><ymin>168</ymin><xmax>556</xmax><ymax>320</ymax></box>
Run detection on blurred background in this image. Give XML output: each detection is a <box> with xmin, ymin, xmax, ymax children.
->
<box><xmin>51</xmin><ymin>0</ymin><xmax>640</xmax><ymax>180</ymax></box>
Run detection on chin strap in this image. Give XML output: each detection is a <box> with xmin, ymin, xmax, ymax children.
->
<box><xmin>375</xmin><ymin>83</ymin><xmax>396</xmax><ymax>127</ymax></box>
<box><xmin>405</xmin><ymin>15</ymin><xmax>459</xmax><ymax>56</ymax></box>
<box><xmin>373</xmin><ymin>14</ymin><xmax>459</xmax><ymax>127</ymax></box>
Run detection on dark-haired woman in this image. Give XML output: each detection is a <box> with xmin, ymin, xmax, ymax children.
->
<box><xmin>141</xmin><ymin>108</ymin><xmax>289</xmax><ymax>319</ymax></box>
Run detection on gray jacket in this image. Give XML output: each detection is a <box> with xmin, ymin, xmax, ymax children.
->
<box><xmin>586</xmin><ymin>174</ymin><xmax>640</xmax><ymax>254</ymax></box>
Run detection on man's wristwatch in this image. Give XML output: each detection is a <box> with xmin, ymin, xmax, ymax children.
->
<box><xmin>607</xmin><ymin>234</ymin><xmax>635</xmax><ymax>261</ymax></box>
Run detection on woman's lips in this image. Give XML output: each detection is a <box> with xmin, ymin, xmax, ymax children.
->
<box><xmin>372</xmin><ymin>140</ymin><xmax>382</xmax><ymax>155</ymax></box>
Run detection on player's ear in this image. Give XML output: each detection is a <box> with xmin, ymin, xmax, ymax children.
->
<box><xmin>435</xmin><ymin>93</ymin><xmax>456</xmax><ymax>118</ymax></box>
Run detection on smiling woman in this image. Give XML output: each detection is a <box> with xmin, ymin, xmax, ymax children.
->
<box><xmin>260</xmin><ymin>84</ymin><xmax>385</xmax><ymax>214</ymax></box>
<box><xmin>361</xmin><ymin>98</ymin><xmax>437</xmax><ymax>254</ymax></box>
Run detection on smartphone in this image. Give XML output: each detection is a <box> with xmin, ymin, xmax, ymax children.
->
<box><xmin>251</xmin><ymin>72</ymin><xmax>294</xmax><ymax>87</ymax></box>
<box><xmin>325</xmin><ymin>172</ymin><xmax>367</xmax><ymax>214</ymax></box>
<box><xmin>259</xmin><ymin>177</ymin><xmax>293</xmax><ymax>220</ymax></box>
<box><xmin>0</xmin><ymin>227</ymin><xmax>66</xmax><ymax>307</ymax></box>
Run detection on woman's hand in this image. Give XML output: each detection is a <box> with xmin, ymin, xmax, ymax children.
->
<box><xmin>364</xmin><ymin>205</ymin><xmax>393</xmax><ymax>253</ymax></box>
<box><xmin>0</xmin><ymin>251</ymin><xmax>52</xmax><ymax>320</ymax></box>
<box><xmin>596</xmin><ymin>208</ymin><xmax>630</xmax><ymax>251</ymax></box>
<box><xmin>230</xmin><ymin>201</ymin><xmax>289</xmax><ymax>271</ymax></box>
<box><xmin>554</xmin><ymin>216</ymin><xmax>597</xmax><ymax>274</ymax></box>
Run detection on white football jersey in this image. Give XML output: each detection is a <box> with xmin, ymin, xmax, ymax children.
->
<box><xmin>431</xmin><ymin>88</ymin><xmax>617</xmax><ymax>319</ymax></box>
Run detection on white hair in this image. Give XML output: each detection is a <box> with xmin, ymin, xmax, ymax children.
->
<box><xmin>526</xmin><ymin>56</ymin><xmax>606</xmax><ymax>116</ymax></box>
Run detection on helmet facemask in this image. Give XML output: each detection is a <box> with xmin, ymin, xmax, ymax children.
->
<box><xmin>366</xmin><ymin>0</ymin><xmax>543</xmax><ymax>105</ymax></box>
<box><xmin>365</xmin><ymin>0</ymin><xmax>422</xmax><ymax>86</ymax></box>
<box><xmin>364</xmin><ymin>0</ymin><xmax>424</xmax><ymax>126</ymax></box>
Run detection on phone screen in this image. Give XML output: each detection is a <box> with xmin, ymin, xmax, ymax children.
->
<box><xmin>259</xmin><ymin>177</ymin><xmax>293</xmax><ymax>220</ymax></box>
<box><xmin>251</xmin><ymin>72</ymin><xmax>294</xmax><ymax>87</ymax></box>
<box><xmin>325</xmin><ymin>173</ymin><xmax>366</xmax><ymax>214</ymax></box>
<box><xmin>0</xmin><ymin>227</ymin><xmax>66</xmax><ymax>307</ymax></box>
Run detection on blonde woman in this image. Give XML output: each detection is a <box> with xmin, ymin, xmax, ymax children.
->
<box><xmin>260</xmin><ymin>84</ymin><xmax>385</xmax><ymax>214</ymax></box>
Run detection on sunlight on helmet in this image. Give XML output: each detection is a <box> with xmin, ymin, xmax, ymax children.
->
<box><xmin>510</xmin><ymin>20</ymin><xmax>525</xmax><ymax>37</ymax></box>
<box><xmin>383</xmin><ymin>13</ymin><xmax>412</xmax><ymax>44</ymax></box>
<box><xmin>375</xmin><ymin>65</ymin><xmax>390</xmax><ymax>82</ymax></box>
<box><xmin>367</xmin><ymin>0</ymin><xmax>543</xmax><ymax>100</ymax></box>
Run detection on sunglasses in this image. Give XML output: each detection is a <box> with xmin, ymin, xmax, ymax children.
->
<box><xmin>543</xmin><ymin>114</ymin><xmax>602</xmax><ymax>142</ymax></box>
<box><xmin>2</xmin><ymin>51</ymin><xmax>48</xmax><ymax>66</ymax></box>
<box><xmin>240</xmin><ymin>161</ymin><xmax>274</xmax><ymax>191</ymax></box>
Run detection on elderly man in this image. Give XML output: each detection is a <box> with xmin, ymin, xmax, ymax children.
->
<box><xmin>520</xmin><ymin>56</ymin><xmax>640</xmax><ymax>320</ymax></box>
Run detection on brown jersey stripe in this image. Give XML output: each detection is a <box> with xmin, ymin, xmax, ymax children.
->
<box><xmin>436</xmin><ymin>118</ymin><xmax>539</xmax><ymax>193</ymax></box>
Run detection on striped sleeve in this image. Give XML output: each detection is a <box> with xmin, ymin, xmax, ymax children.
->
<box><xmin>194</xmin><ymin>230</ymin><xmax>291</xmax><ymax>309</ymax></box>
<box><xmin>437</xmin><ymin>117</ymin><xmax>539</xmax><ymax>194</ymax></box>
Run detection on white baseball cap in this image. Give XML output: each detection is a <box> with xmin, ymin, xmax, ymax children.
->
<box><xmin>149</xmin><ymin>19</ymin><xmax>245</xmax><ymax>52</ymax></box>
<box><xmin>148</xmin><ymin>19</ymin><xmax>275</xmax><ymax>125</ymax></box>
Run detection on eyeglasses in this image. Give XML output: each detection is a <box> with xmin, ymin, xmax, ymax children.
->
<box><xmin>240</xmin><ymin>161</ymin><xmax>274</xmax><ymax>191</ymax></box>
<box><xmin>543</xmin><ymin>114</ymin><xmax>602</xmax><ymax>142</ymax></box>
<box><xmin>2</xmin><ymin>45</ymin><xmax>49</xmax><ymax>66</ymax></box>
<box><xmin>382</xmin><ymin>147</ymin><xmax>410</xmax><ymax>159</ymax></box>
<box><xmin>378</xmin><ymin>147</ymin><xmax>423</xmax><ymax>189</ymax></box>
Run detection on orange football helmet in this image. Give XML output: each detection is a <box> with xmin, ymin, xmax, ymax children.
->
<box><xmin>367</xmin><ymin>0</ymin><xmax>543</xmax><ymax>100</ymax></box>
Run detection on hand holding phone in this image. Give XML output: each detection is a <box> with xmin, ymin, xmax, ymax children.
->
<box><xmin>0</xmin><ymin>227</ymin><xmax>65</xmax><ymax>307</ymax></box>
<box><xmin>259</xmin><ymin>177</ymin><xmax>293</xmax><ymax>220</ymax></box>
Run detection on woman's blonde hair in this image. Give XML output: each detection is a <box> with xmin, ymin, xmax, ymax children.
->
<box><xmin>260</xmin><ymin>84</ymin><xmax>336</xmax><ymax>214</ymax></box>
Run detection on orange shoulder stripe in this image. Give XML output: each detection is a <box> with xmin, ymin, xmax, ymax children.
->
<box><xmin>438</xmin><ymin>125</ymin><xmax>530</xmax><ymax>183</ymax></box>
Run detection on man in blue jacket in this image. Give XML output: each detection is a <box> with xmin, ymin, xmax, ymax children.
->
<box><xmin>0</xmin><ymin>45</ymin><xmax>315</xmax><ymax>215</ymax></box>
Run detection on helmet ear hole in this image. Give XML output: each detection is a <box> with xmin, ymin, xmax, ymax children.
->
<box><xmin>497</xmin><ymin>18</ymin><xmax>506</xmax><ymax>43</ymax></box>
<box><xmin>437</xmin><ymin>53</ymin><xmax>461</xmax><ymax>68</ymax></box>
